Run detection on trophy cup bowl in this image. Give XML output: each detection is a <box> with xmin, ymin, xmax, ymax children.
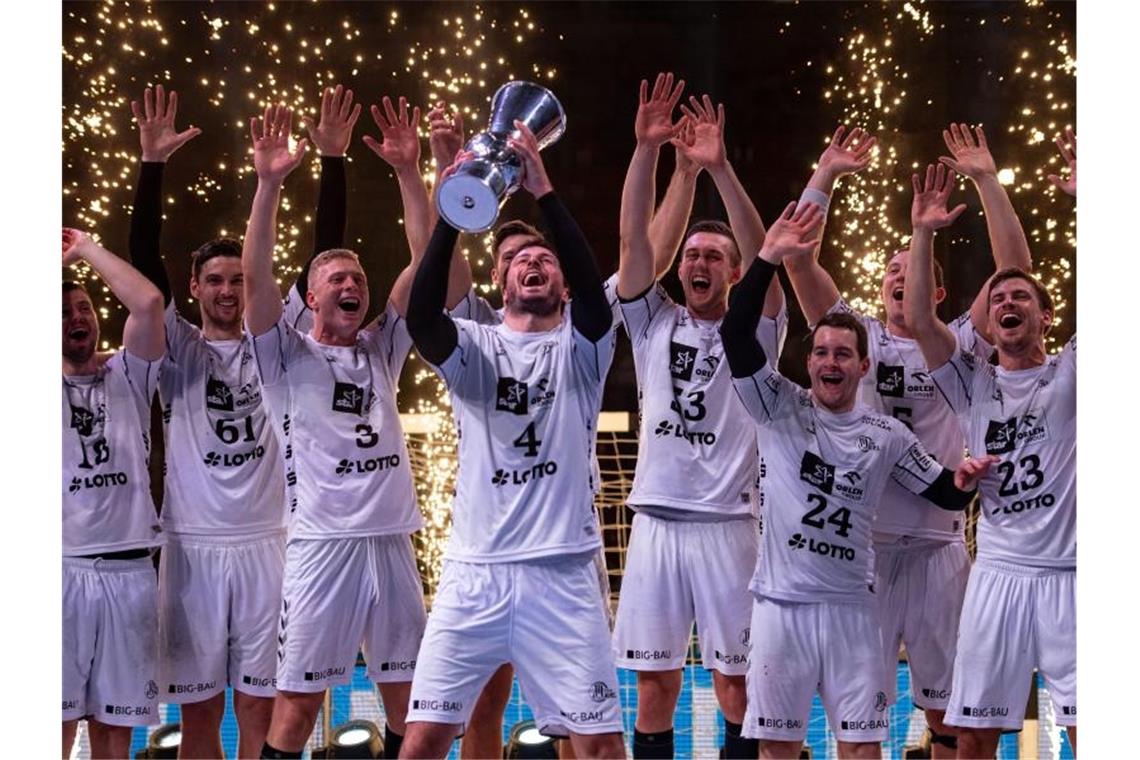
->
<box><xmin>437</xmin><ymin>81</ymin><xmax>566</xmax><ymax>233</ymax></box>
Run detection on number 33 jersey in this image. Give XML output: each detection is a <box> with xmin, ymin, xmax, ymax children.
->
<box><xmin>931</xmin><ymin>336</ymin><xmax>1076</xmax><ymax>567</ymax></box>
<box><xmin>251</xmin><ymin>305</ymin><xmax>422</xmax><ymax>539</ymax></box>
<box><xmin>158</xmin><ymin>305</ymin><xmax>285</xmax><ymax>535</ymax></box>
<box><xmin>434</xmin><ymin>316</ymin><xmax>616</xmax><ymax>563</ymax></box>
<box><xmin>731</xmin><ymin>361</ymin><xmax>948</xmax><ymax>602</ymax></box>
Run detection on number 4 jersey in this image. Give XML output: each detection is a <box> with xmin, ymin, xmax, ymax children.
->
<box><xmin>931</xmin><ymin>336</ymin><xmax>1075</xmax><ymax>567</ymax></box>
<box><xmin>732</xmin><ymin>362</ymin><xmax>949</xmax><ymax>602</ymax></box>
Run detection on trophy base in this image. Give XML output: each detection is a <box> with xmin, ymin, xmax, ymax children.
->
<box><xmin>438</xmin><ymin>175</ymin><xmax>503</xmax><ymax>234</ymax></box>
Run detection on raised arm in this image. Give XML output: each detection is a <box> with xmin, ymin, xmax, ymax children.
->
<box><xmin>63</xmin><ymin>229</ymin><xmax>165</xmax><ymax>361</ymax></box>
<box><xmin>782</xmin><ymin>126</ymin><xmax>875</xmax><ymax>325</ymax></box>
<box><xmin>242</xmin><ymin>105</ymin><xmax>308</xmax><ymax>336</ymax></box>
<box><xmin>1047</xmin><ymin>127</ymin><xmax>1076</xmax><ymax>198</ymax></box>
<box><xmin>363</xmin><ymin>96</ymin><xmax>432</xmax><ymax>317</ymax></box>
<box><xmin>297</xmin><ymin>85</ymin><xmax>360</xmax><ymax>298</ymax></box>
<box><xmin>721</xmin><ymin>203</ymin><xmax>823</xmax><ymax>378</ymax></box>
<box><xmin>675</xmin><ymin>94</ymin><xmax>784</xmax><ymax>316</ymax></box>
<box><xmin>618</xmin><ymin>72</ymin><xmax>684</xmax><ymax>300</ymax></box>
<box><xmin>425</xmin><ymin>100</ymin><xmax>475</xmax><ymax>309</ymax></box>
<box><xmin>128</xmin><ymin>85</ymin><xmax>201</xmax><ymax>305</ymax></box>
<box><xmin>939</xmin><ymin>123</ymin><xmax>1032</xmax><ymax>335</ymax></box>
<box><xmin>904</xmin><ymin>164</ymin><xmax>967</xmax><ymax>371</ymax></box>
<box><xmin>648</xmin><ymin>117</ymin><xmax>701</xmax><ymax>278</ymax></box>
<box><xmin>508</xmin><ymin>122</ymin><xmax>611</xmax><ymax>342</ymax></box>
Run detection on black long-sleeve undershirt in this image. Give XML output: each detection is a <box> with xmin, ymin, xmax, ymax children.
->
<box><xmin>720</xmin><ymin>256</ymin><xmax>778</xmax><ymax>378</ymax></box>
<box><xmin>129</xmin><ymin>161</ymin><xmax>173</xmax><ymax>305</ymax></box>
<box><xmin>408</xmin><ymin>191</ymin><xmax>612</xmax><ymax>366</ymax></box>
<box><xmin>920</xmin><ymin>470</ymin><xmax>975</xmax><ymax>511</ymax></box>
<box><xmin>295</xmin><ymin>155</ymin><xmax>347</xmax><ymax>300</ymax></box>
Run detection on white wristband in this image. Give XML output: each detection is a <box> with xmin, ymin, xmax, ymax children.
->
<box><xmin>797</xmin><ymin>187</ymin><xmax>831</xmax><ymax>212</ymax></box>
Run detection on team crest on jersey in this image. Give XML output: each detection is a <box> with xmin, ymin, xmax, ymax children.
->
<box><xmin>205</xmin><ymin>376</ymin><xmax>235</xmax><ymax>411</ymax></box>
<box><xmin>495</xmin><ymin>377</ymin><xmax>529</xmax><ymax>415</ymax></box>
<box><xmin>856</xmin><ymin>435</ymin><xmax>879</xmax><ymax>452</ymax></box>
<box><xmin>984</xmin><ymin>410</ymin><xmax>1048</xmax><ymax>455</ymax></box>
<box><xmin>331</xmin><ymin>382</ymin><xmax>366</xmax><ymax>415</ymax></box>
<box><xmin>799</xmin><ymin>451</ymin><xmax>835</xmax><ymax>494</ymax></box>
<box><xmin>669</xmin><ymin>342</ymin><xmax>698</xmax><ymax>381</ymax></box>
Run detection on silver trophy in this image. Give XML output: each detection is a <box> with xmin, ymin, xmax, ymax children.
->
<box><xmin>437</xmin><ymin>81</ymin><xmax>567</xmax><ymax>233</ymax></box>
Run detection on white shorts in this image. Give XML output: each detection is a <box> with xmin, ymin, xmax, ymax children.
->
<box><xmin>613</xmin><ymin>512</ymin><xmax>758</xmax><ymax>675</ymax></box>
<box><xmin>743</xmin><ymin>597</ymin><xmax>890</xmax><ymax>743</ymax></box>
<box><xmin>407</xmin><ymin>555</ymin><xmax>622</xmax><ymax>737</ymax></box>
<box><xmin>946</xmin><ymin>561</ymin><xmax>1076</xmax><ymax>730</ymax></box>
<box><xmin>275</xmin><ymin>535</ymin><xmax>427</xmax><ymax>693</ymax></box>
<box><xmin>874</xmin><ymin>537</ymin><xmax>970</xmax><ymax>709</ymax></box>
<box><xmin>158</xmin><ymin>531</ymin><xmax>286</xmax><ymax>701</ymax></box>
<box><xmin>63</xmin><ymin>557</ymin><xmax>159</xmax><ymax>727</ymax></box>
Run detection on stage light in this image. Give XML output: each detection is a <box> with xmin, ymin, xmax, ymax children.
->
<box><xmin>133</xmin><ymin>723</ymin><xmax>181</xmax><ymax>759</ymax></box>
<box><xmin>504</xmin><ymin>719</ymin><xmax>558</xmax><ymax>759</ymax></box>
<box><xmin>313</xmin><ymin>719</ymin><xmax>384</xmax><ymax>759</ymax></box>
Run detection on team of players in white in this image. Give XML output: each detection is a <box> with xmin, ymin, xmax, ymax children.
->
<box><xmin>62</xmin><ymin>74</ymin><xmax>1076</xmax><ymax>760</ymax></box>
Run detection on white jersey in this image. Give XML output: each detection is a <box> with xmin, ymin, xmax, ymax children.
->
<box><xmin>158</xmin><ymin>305</ymin><xmax>285</xmax><ymax>535</ymax></box>
<box><xmin>63</xmin><ymin>351</ymin><xmax>164</xmax><ymax>555</ymax></box>
<box><xmin>931</xmin><ymin>336</ymin><xmax>1076</xmax><ymax>567</ymax></box>
<box><xmin>434</xmin><ymin>314</ymin><xmax>616</xmax><ymax>563</ymax></box>
<box><xmin>282</xmin><ymin>282</ymin><xmax>313</xmax><ymax>334</ymax></box>
<box><xmin>622</xmin><ymin>283</ymin><xmax>786</xmax><ymax>519</ymax></box>
<box><xmin>732</xmin><ymin>362</ymin><xmax>948</xmax><ymax>603</ymax></box>
<box><xmin>250</xmin><ymin>305</ymin><xmax>422</xmax><ymax>539</ymax></box>
<box><xmin>827</xmin><ymin>300</ymin><xmax>992</xmax><ymax>540</ymax></box>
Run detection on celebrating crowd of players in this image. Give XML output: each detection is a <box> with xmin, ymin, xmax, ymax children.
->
<box><xmin>62</xmin><ymin>72</ymin><xmax>1076</xmax><ymax>760</ymax></box>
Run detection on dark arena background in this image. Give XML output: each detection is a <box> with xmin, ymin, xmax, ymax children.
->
<box><xmin>62</xmin><ymin>2</ymin><xmax>1076</xmax><ymax>758</ymax></box>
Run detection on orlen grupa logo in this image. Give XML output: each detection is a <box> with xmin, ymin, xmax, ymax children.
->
<box><xmin>589</xmin><ymin>681</ymin><xmax>616</xmax><ymax>703</ymax></box>
<box><xmin>331</xmin><ymin>382</ymin><xmax>365</xmax><ymax>415</ymax></box>
<box><xmin>799</xmin><ymin>451</ymin><xmax>834</xmax><ymax>494</ymax></box>
<box><xmin>669</xmin><ymin>342</ymin><xmax>698</xmax><ymax>381</ymax></box>
<box><xmin>495</xmin><ymin>377</ymin><xmax>528</xmax><ymax>415</ymax></box>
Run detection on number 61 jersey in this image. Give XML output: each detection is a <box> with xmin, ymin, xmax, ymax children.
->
<box><xmin>731</xmin><ymin>361</ymin><xmax>948</xmax><ymax>602</ymax></box>
<box><xmin>931</xmin><ymin>336</ymin><xmax>1076</xmax><ymax>567</ymax></box>
<box><xmin>434</xmin><ymin>316</ymin><xmax>615</xmax><ymax>563</ymax></box>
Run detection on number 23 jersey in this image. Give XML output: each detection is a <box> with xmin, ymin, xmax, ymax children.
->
<box><xmin>931</xmin><ymin>336</ymin><xmax>1075</xmax><ymax>567</ymax></box>
<box><xmin>732</xmin><ymin>362</ymin><xmax>948</xmax><ymax>602</ymax></box>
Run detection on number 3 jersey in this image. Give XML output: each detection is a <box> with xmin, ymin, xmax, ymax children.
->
<box><xmin>158</xmin><ymin>305</ymin><xmax>285</xmax><ymax>535</ymax></box>
<box><xmin>931</xmin><ymin>336</ymin><xmax>1076</xmax><ymax>567</ymax></box>
<box><xmin>62</xmin><ymin>351</ymin><xmax>164</xmax><ymax>556</ymax></box>
<box><xmin>732</xmin><ymin>362</ymin><xmax>948</xmax><ymax>602</ymax></box>
<box><xmin>828</xmin><ymin>299</ymin><xmax>992</xmax><ymax>540</ymax></box>
<box><xmin>620</xmin><ymin>283</ymin><xmax>787</xmax><ymax>518</ymax></box>
<box><xmin>250</xmin><ymin>304</ymin><xmax>422</xmax><ymax>539</ymax></box>
<box><xmin>434</xmin><ymin>315</ymin><xmax>616</xmax><ymax>563</ymax></box>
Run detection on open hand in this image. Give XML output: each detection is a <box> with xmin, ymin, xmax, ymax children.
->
<box><xmin>62</xmin><ymin>228</ymin><xmax>94</xmax><ymax>267</ymax></box>
<box><xmin>507</xmin><ymin>121</ymin><xmax>553</xmax><ymax>198</ymax></box>
<box><xmin>673</xmin><ymin>94</ymin><xmax>726</xmax><ymax>169</ymax></box>
<box><xmin>301</xmin><ymin>85</ymin><xmax>362</xmax><ymax>157</ymax></box>
<box><xmin>939</xmin><ymin>123</ymin><xmax>997</xmax><ymax>181</ymax></box>
<box><xmin>248</xmin><ymin>105</ymin><xmax>308</xmax><ymax>184</ymax></box>
<box><xmin>132</xmin><ymin>84</ymin><xmax>201</xmax><ymax>162</ymax></box>
<box><xmin>816</xmin><ymin>125</ymin><xmax>877</xmax><ymax>181</ymax></box>
<box><xmin>1047</xmin><ymin>127</ymin><xmax>1076</xmax><ymax>197</ymax></box>
<box><xmin>635</xmin><ymin>72</ymin><xmax>685</xmax><ymax>147</ymax></box>
<box><xmin>363</xmin><ymin>96</ymin><xmax>422</xmax><ymax>171</ymax></box>
<box><xmin>427</xmin><ymin>101</ymin><xmax>465</xmax><ymax>170</ymax></box>
<box><xmin>759</xmin><ymin>202</ymin><xmax>825</xmax><ymax>264</ymax></box>
<box><xmin>911</xmin><ymin>163</ymin><xmax>967</xmax><ymax>232</ymax></box>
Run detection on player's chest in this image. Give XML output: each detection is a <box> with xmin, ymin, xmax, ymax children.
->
<box><xmin>644</xmin><ymin>319</ymin><xmax>725</xmax><ymax>389</ymax></box>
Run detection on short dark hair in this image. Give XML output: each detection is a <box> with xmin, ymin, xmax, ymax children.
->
<box><xmin>493</xmin><ymin>220</ymin><xmax>549</xmax><ymax>254</ymax></box>
<box><xmin>62</xmin><ymin>280</ymin><xmax>89</xmax><ymax>296</ymax></box>
<box><xmin>812</xmin><ymin>311</ymin><xmax>869</xmax><ymax>360</ymax></box>
<box><xmin>191</xmin><ymin>238</ymin><xmax>242</xmax><ymax>280</ymax></box>
<box><xmin>988</xmin><ymin>267</ymin><xmax>1054</xmax><ymax>313</ymax></box>
<box><xmin>683</xmin><ymin>220</ymin><xmax>741</xmax><ymax>265</ymax></box>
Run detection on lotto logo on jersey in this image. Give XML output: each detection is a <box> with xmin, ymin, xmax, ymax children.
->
<box><xmin>799</xmin><ymin>451</ymin><xmax>834</xmax><ymax>494</ymax></box>
<box><xmin>331</xmin><ymin>382</ymin><xmax>366</xmax><ymax>415</ymax></box>
<box><xmin>787</xmin><ymin>532</ymin><xmax>856</xmax><ymax>562</ymax></box>
<box><xmin>68</xmin><ymin>472</ymin><xmax>128</xmax><ymax>493</ymax></box>
<box><xmin>669</xmin><ymin>342</ymin><xmax>698</xmax><ymax>381</ymax></box>
<box><xmin>70</xmin><ymin>405</ymin><xmax>96</xmax><ymax>436</ymax></box>
<box><xmin>495</xmin><ymin>377</ymin><xmax>529</xmax><ymax>415</ymax></box>
<box><xmin>984</xmin><ymin>411</ymin><xmax>1048</xmax><ymax>455</ymax></box>
<box><xmin>205</xmin><ymin>377</ymin><xmax>235</xmax><ymax>411</ymax></box>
